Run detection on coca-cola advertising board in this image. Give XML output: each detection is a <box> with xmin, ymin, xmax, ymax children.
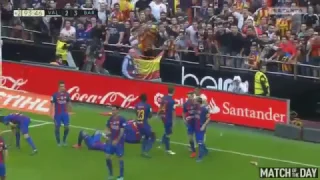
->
<box><xmin>2</xmin><ymin>61</ymin><xmax>290</xmax><ymax>130</ymax></box>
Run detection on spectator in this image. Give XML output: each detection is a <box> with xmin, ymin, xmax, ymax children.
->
<box><xmin>303</xmin><ymin>6</ymin><xmax>319</xmax><ymax>28</ymax></box>
<box><xmin>228</xmin><ymin>76</ymin><xmax>248</xmax><ymax>93</ymax></box>
<box><xmin>110</xmin><ymin>3</ymin><xmax>125</xmax><ymax>22</ymax></box>
<box><xmin>228</xmin><ymin>25</ymin><xmax>244</xmax><ymax>67</ymax></box>
<box><xmin>122</xmin><ymin>21</ymin><xmax>131</xmax><ymax>45</ymax></box>
<box><xmin>105</xmin><ymin>16</ymin><xmax>125</xmax><ymax>45</ymax></box>
<box><xmin>97</xmin><ymin>2</ymin><xmax>109</xmax><ymax>24</ymax></box>
<box><xmin>76</xmin><ymin>23</ymin><xmax>90</xmax><ymax>41</ymax></box>
<box><xmin>122</xmin><ymin>48</ymin><xmax>138</xmax><ymax>79</ymax></box>
<box><xmin>49</xmin><ymin>15</ymin><xmax>63</xmax><ymax>41</ymax></box>
<box><xmin>135</xmin><ymin>0</ymin><xmax>151</xmax><ymax>12</ymax></box>
<box><xmin>60</xmin><ymin>20</ymin><xmax>76</xmax><ymax>40</ymax></box>
<box><xmin>91</xmin><ymin>20</ymin><xmax>106</xmax><ymax>40</ymax></box>
<box><xmin>81</xmin><ymin>0</ymin><xmax>94</xmax><ymax>9</ymax></box>
<box><xmin>186</xmin><ymin>21</ymin><xmax>198</xmax><ymax>47</ymax></box>
<box><xmin>83</xmin><ymin>38</ymin><xmax>107</xmax><ymax>73</ymax></box>
<box><xmin>149</xmin><ymin>0</ymin><xmax>167</xmax><ymax>21</ymax></box>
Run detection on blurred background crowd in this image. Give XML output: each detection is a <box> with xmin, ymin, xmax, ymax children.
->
<box><xmin>1</xmin><ymin>0</ymin><xmax>320</xmax><ymax>77</ymax></box>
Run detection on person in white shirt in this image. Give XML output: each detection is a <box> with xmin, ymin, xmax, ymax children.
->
<box><xmin>185</xmin><ymin>21</ymin><xmax>199</xmax><ymax>47</ymax></box>
<box><xmin>60</xmin><ymin>20</ymin><xmax>76</xmax><ymax>39</ymax></box>
<box><xmin>149</xmin><ymin>0</ymin><xmax>167</xmax><ymax>21</ymax></box>
<box><xmin>233</xmin><ymin>8</ymin><xmax>254</xmax><ymax>29</ymax></box>
<box><xmin>228</xmin><ymin>76</ymin><xmax>248</xmax><ymax>93</ymax></box>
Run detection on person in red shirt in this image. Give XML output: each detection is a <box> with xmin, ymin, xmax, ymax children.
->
<box><xmin>309</xmin><ymin>35</ymin><xmax>320</xmax><ymax>76</ymax></box>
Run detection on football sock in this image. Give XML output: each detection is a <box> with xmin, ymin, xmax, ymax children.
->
<box><xmin>119</xmin><ymin>160</ymin><xmax>124</xmax><ymax>177</ymax></box>
<box><xmin>26</xmin><ymin>137</ymin><xmax>36</xmax><ymax>150</ymax></box>
<box><xmin>189</xmin><ymin>140</ymin><xmax>196</xmax><ymax>153</ymax></box>
<box><xmin>198</xmin><ymin>144</ymin><xmax>204</xmax><ymax>158</ymax></box>
<box><xmin>106</xmin><ymin>159</ymin><xmax>113</xmax><ymax>176</ymax></box>
<box><xmin>55</xmin><ymin>128</ymin><xmax>60</xmax><ymax>144</ymax></box>
<box><xmin>164</xmin><ymin>136</ymin><xmax>170</xmax><ymax>151</ymax></box>
<box><xmin>15</xmin><ymin>132</ymin><xmax>20</xmax><ymax>147</ymax></box>
<box><xmin>77</xmin><ymin>131</ymin><xmax>83</xmax><ymax>146</ymax></box>
<box><xmin>63</xmin><ymin>128</ymin><xmax>69</xmax><ymax>143</ymax></box>
<box><xmin>141</xmin><ymin>138</ymin><xmax>147</xmax><ymax>152</ymax></box>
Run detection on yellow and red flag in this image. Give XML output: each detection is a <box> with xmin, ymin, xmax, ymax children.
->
<box><xmin>133</xmin><ymin>51</ymin><xmax>163</xmax><ymax>80</ymax></box>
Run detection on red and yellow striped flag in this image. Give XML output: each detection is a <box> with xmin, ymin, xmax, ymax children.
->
<box><xmin>133</xmin><ymin>51</ymin><xmax>163</xmax><ymax>80</ymax></box>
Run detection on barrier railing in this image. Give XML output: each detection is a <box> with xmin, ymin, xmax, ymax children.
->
<box><xmin>1</xmin><ymin>25</ymin><xmax>320</xmax><ymax>80</ymax></box>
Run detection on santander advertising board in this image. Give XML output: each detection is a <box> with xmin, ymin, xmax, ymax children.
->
<box><xmin>1</xmin><ymin>61</ymin><xmax>289</xmax><ymax>130</ymax></box>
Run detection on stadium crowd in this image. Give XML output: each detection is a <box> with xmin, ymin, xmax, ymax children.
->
<box><xmin>1</xmin><ymin>0</ymin><xmax>320</xmax><ymax>77</ymax></box>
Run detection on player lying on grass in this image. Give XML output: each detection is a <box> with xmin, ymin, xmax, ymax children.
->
<box><xmin>0</xmin><ymin>113</ymin><xmax>37</xmax><ymax>155</ymax></box>
<box><xmin>0</xmin><ymin>136</ymin><xmax>8</xmax><ymax>180</ymax></box>
<box><xmin>73</xmin><ymin>120</ymin><xmax>155</xmax><ymax>150</ymax></box>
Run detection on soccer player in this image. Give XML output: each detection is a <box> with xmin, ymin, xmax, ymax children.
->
<box><xmin>195</xmin><ymin>96</ymin><xmax>210</xmax><ymax>162</ymax></box>
<box><xmin>0</xmin><ymin>136</ymin><xmax>7</xmax><ymax>180</ymax></box>
<box><xmin>134</xmin><ymin>94</ymin><xmax>153</xmax><ymax>157</ymax></box>
<box><xmin>0</xmin><ymin>113</ymin><xmax>37</xmax><ymax>155</ymax></box>
<box><xmin>182</xmin><ymin>92</ymin><xmax>198</xmax><ymax>158</ymax></box>
<box><xmin>73</xmin><ymin>130</ymin><xmax>107</xmax><ymax>151</ymax></box>
<box><xmin>73</xmin><ymin>120</ymin><xmax>150</xmax><ymax>152</ymax></box>
<box><xmin>105</xmin><ymin>106</ymin><xmax>126</xmax><ymax>180</ymax></box>
<box><xmin>157</xmin><ymin>85</ymin><xmax>176</xmax><ymax>155</ymax></box>
<box><xmin>51</xmin><ymin>81</ymin><xmax>71</xmax><ymax>146</ymax></box>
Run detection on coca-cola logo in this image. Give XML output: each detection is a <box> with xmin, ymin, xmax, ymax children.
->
<box><xmin>0</xmin><ymin>76</ymin><xmax>28</xmax><ymax>91</ymax></box>
<box><xmin>67</xmin><ymin>86</ymin><xmax>139</xmax><ymax>108</ymax></box>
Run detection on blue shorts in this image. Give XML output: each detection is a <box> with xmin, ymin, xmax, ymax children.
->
<box><xmin>195</xmin><ymin>131</ymin><xmax>205</xmax><ymax>144</ymax></box>
<box><xmin>0</xmin><ymin>163</ymin><xmax>6</xmax><ymax>177</ymax></box>
<box><xmin>54</xmin><ymin>113</ymin><xmax>70</xmax><ymax>127</ymax></box>
<box><xmin>105</xmin><ymin>143</ymin><xmax>124</xmax><ymax>157</ymax></box>
<box><xmin>85</xmin><ymin>132</ymin><xmax>102</xmax><ymax>148</ymax></box>
<box><xmin>139</xmin><ymin>125</ymin><xmax>152</xmax><ymax>138</ymax></box>
<box><xmin>187</xmin><ymin>124</ymin><xmax>195</xmax><ymax>135</ymax></box>
<box><xmin>17</xmin><ymin>119</ymin><xmax>31</xmax><ymax>134</ymax></box>
<box><xmin>164</xmin><ymin>123</ymin><xmax>172</xmax><ymax>135</ymax></box>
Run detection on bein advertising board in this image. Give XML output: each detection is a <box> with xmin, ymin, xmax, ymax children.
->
<box><xmin>2</xmin><ymin>61</ymin><xmax>290</xmax><ymax>130</ymax></box>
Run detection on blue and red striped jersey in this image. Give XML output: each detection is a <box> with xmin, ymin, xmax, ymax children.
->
<box><xmin>134</xmin><ymin>102</ymin><xmax>152</xmax><ymax>126</ymax></box>
<box><xmin>106</xmin><ymin>115</ymin><xmax>127</xmax><ymax>142</ymax></box>
<box><xmin>195</xmin><ymin>105</ymin><xmax>209</xmax><ymax>131</ymax></box>
<box><xmin>51</xmin><ymin>92</ymin><xmax>70</xmax><ymax>114</ymax></box>
<box><xmin>160</xmin><ymin>95</ymin><xmax>175</xmax><ymax>123</ymax></box>
<box><xmin>183</xmin><ymin>100</ymin><xmax>198</xmax><ymax>124</ymax></box>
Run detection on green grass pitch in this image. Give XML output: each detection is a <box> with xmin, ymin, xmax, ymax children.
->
<box><xmin>1</xmin><ymin>104</ymin><xmax>320</xmax><ymax>180</ymax></box>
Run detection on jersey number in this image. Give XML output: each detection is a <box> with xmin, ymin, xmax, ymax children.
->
<box><xmin>137</xmin><ymin>110</ymin><xmax>145</xmax><ymax>121</ymax></box>
<box><xmin>161</xmin><ymin>104</ymin><xmax>166</xmax><ymax>113</ymax></box>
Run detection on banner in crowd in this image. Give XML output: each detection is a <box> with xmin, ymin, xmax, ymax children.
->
<box><xmin>1</xmin><ymin>61</ymin><xmax>290</xmax><ymax>130</ymax></box>
<box><xmin>134</xmin><ymin>51</ymin><xmax>163</xmax><ymax>80</ymax></box>
<box><xmin>0</xmin><ymin>87</ymin><xmax>51</xmax><ymax>115</ymax></box>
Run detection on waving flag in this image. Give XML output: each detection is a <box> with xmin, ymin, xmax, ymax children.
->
<box><xmin>133</xmin><ymin>51</ymin><xmax>163</xmax><ymax>80</ymax></box>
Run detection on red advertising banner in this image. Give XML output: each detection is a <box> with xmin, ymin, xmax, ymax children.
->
<box><xmin>2</xmin><ymin>61</ymin><xmax>289</xmax><ymax>130</ymax></box>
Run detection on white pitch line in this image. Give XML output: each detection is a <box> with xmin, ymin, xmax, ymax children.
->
<box><xmin>1</xmin><ymin>122</ymin><xmax>52</xmax><ymax>134</ymax></box>
<box><xmin>31</xmin><ymin>119</ymin><xmax>320</xmax><ymax>168</ymax></box>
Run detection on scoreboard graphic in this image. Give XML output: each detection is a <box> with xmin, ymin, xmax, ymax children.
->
<box><xmin>13</xmin><ymin>9</ymin><xmax>97</xmax><ymax>17</ymax></box>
